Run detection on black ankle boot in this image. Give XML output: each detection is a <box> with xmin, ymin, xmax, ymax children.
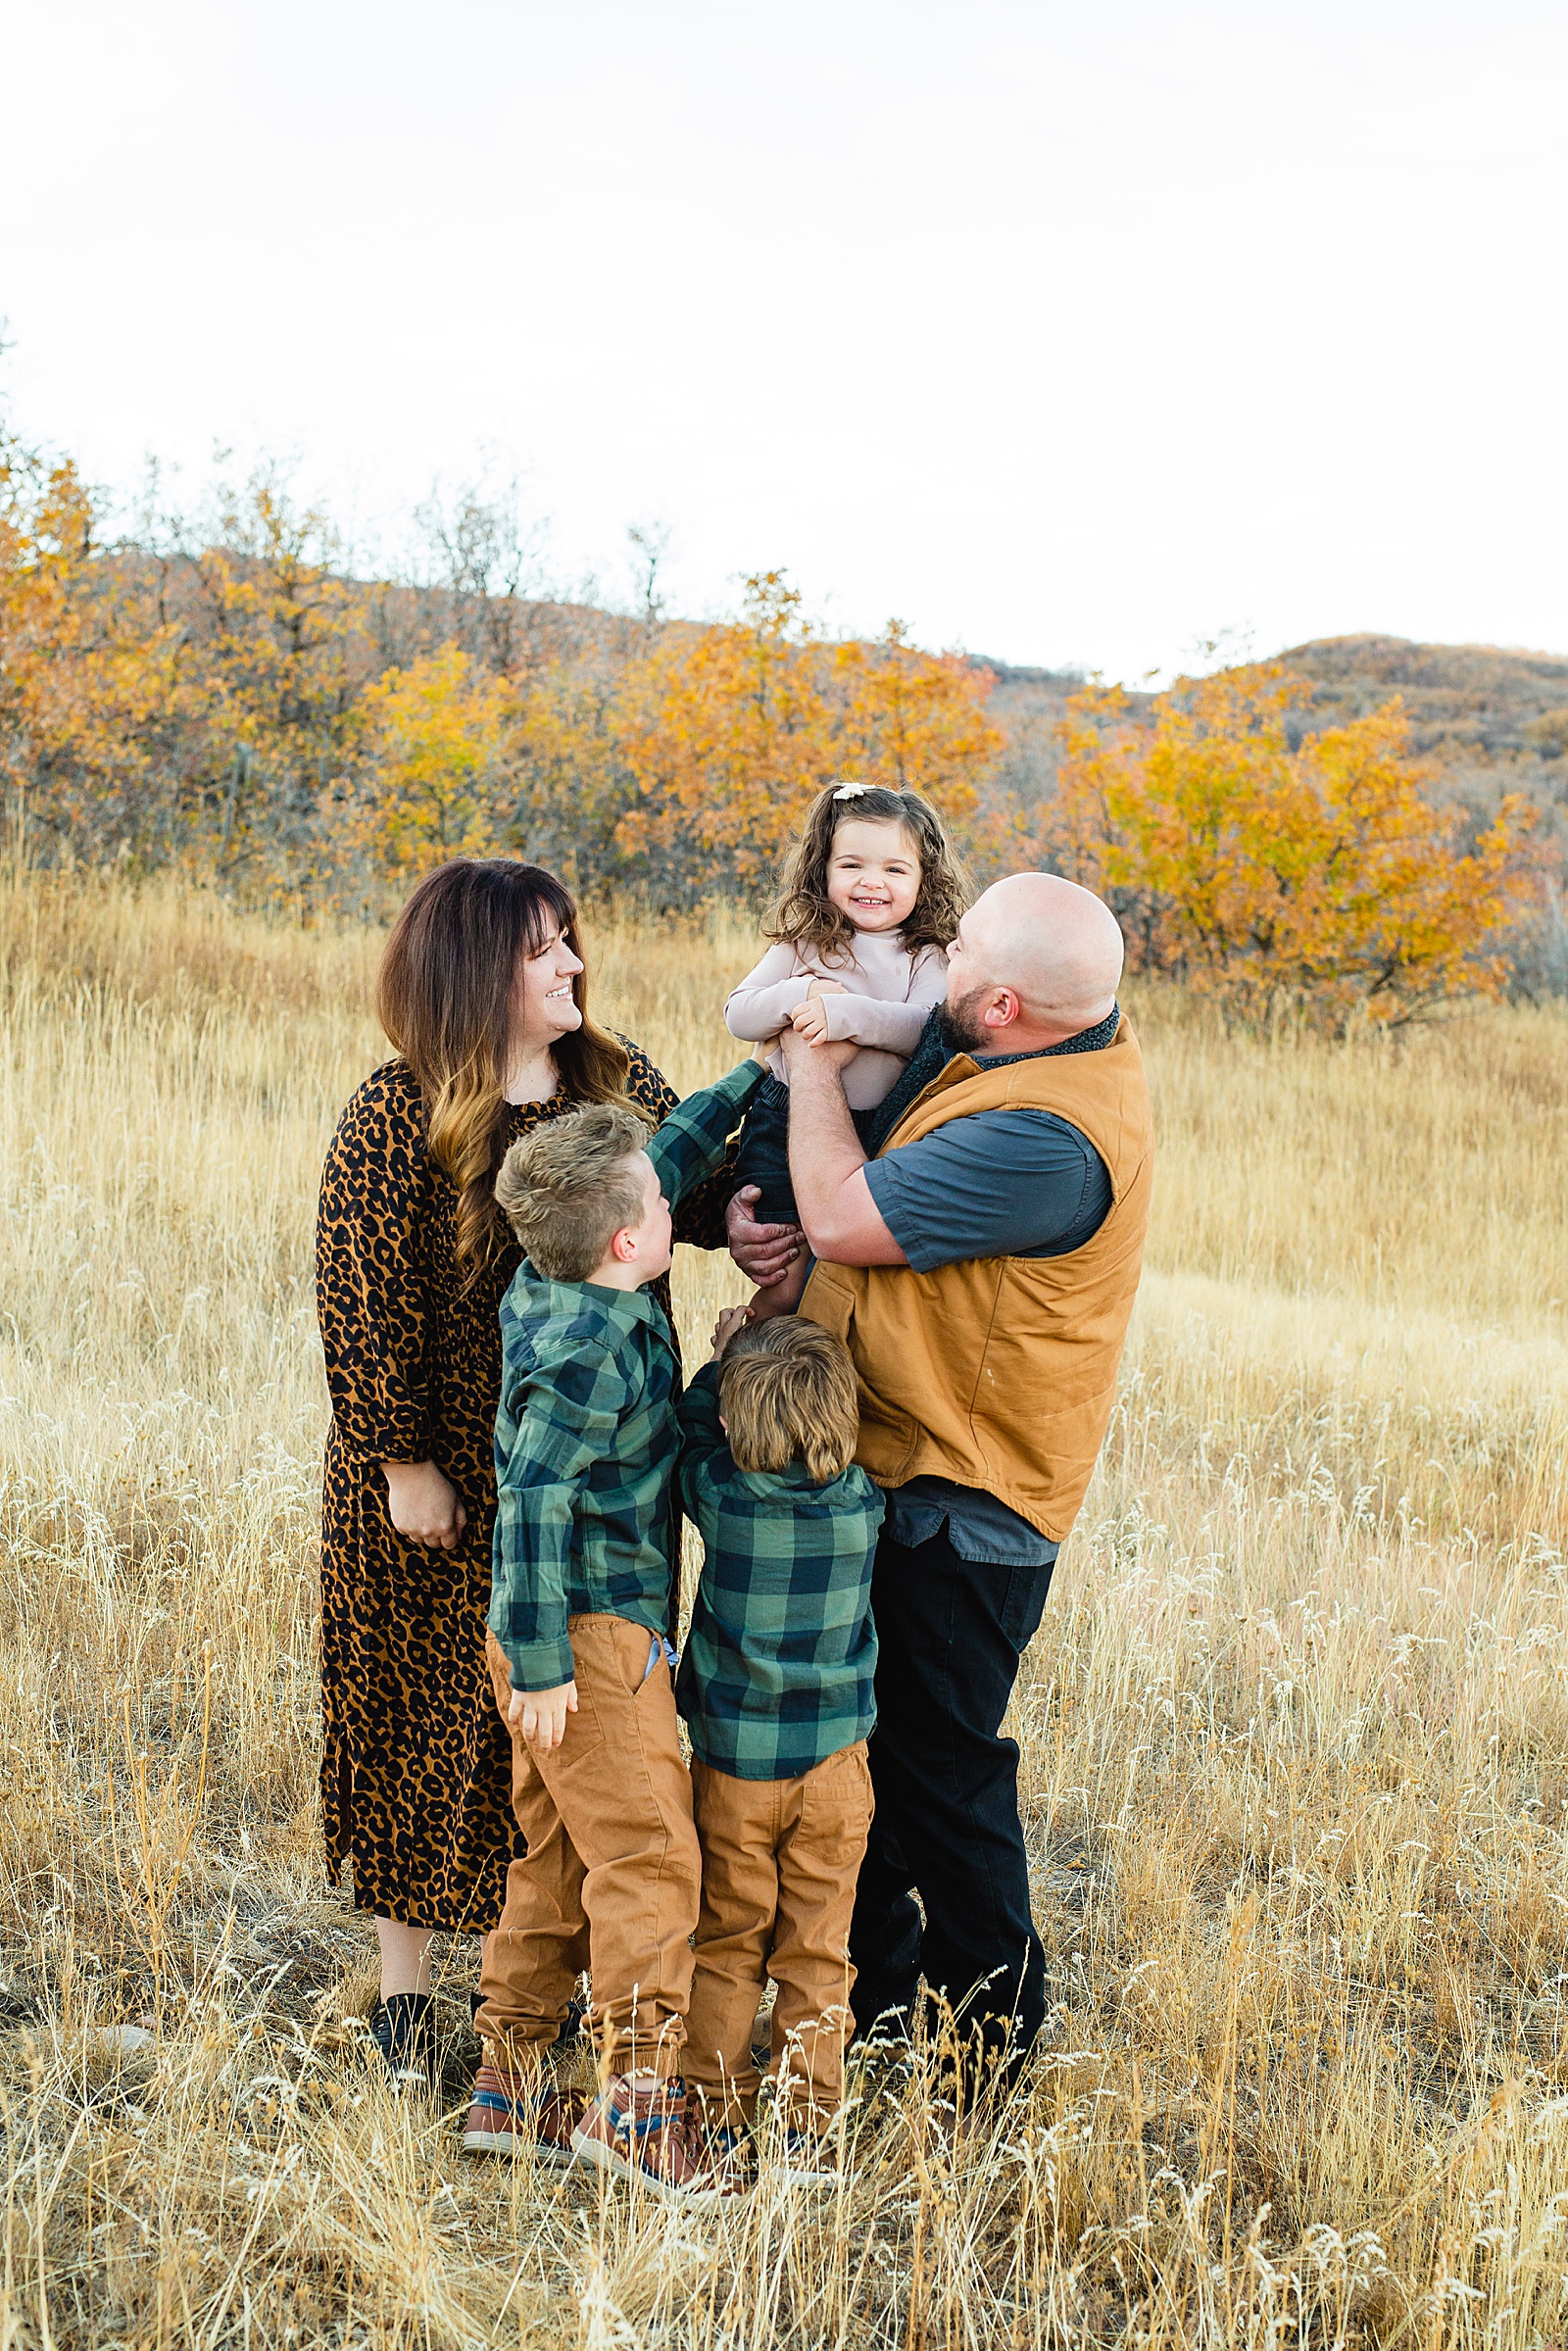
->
<box><xmin>369</xmin><ymin>1990</ymin><xmax>437</xmax><ymax>2087</ymax></box>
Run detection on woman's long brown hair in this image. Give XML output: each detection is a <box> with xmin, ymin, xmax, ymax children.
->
<box><xmin>376</xmin><ymin>860</ymin><xmax>631</xmax><ymax>1280</ymax></box>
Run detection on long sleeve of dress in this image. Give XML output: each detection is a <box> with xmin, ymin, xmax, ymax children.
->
<box><xmin>316</xmin><ymin>1071</ymin><xmax>436</xmax><ymax>1465</ymax></box>
<box><xmin>724</xmin><ymin>944</ymin><xmax>816</xmax><ymax>1041</ymax></box>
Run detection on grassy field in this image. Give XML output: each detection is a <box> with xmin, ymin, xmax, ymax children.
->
<box><xmin>1</xmin><ymin>868</ymin><xmax>1565</xmax><ymax>2350</ymax></box>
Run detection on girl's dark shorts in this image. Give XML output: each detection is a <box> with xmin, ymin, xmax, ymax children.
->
<box><xmin>732</xmin><ymin>1075</ymin><xmax>883</xmax><ymax>1226</ymax></box>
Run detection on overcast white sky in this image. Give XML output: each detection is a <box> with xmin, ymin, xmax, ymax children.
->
<box><xmin>4</xmin><ymin>0</ymin><xmax>1566</xmax><ymax>679</ymax></box>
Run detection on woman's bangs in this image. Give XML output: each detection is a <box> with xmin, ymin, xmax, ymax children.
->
<box><xmin>505</xmin><ymin>865</ymin><xmax>578</xmax><ymax>960</ymax></box>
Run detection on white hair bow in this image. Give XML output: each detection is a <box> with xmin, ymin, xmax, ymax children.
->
<box><xmin>832</xmin><ymin>782</ymin><xmax>867</xmax><ymax>801</ymax></box>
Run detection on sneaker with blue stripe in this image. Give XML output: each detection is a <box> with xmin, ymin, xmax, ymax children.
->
<box><xmin>462</xmin><ymin>2061</ymin><xmax>583</xmax><ymax>2166</ymax></box>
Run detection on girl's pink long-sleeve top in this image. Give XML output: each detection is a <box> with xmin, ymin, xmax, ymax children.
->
<box><xmin>723</xmin><ymin>931</ymin><xmax>950</xmax><ymax>1110</ymax></box>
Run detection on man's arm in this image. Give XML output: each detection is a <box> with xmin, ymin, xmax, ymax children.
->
<box><xmin>778</xmin><ymin>1026</ymin><xmax>908</xmax><ymax>1267</ymax></box>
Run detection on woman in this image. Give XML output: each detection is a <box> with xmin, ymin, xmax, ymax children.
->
<box><xmin>317</xmin><ymin>858</ymin><xmax>731</xmax><ymax>2076</ymax></box>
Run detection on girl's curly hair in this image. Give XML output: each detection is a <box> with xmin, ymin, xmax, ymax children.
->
<box><xmin>765</xmin><ymin>783</ymin><xmax>969</xmax><ymax>962</ymax></box>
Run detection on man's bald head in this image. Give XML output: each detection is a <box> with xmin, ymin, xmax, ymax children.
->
<box><xmin>944</xmin><ymin>873</ymin><xmax>1124</xmax><ymax>1053</ymax></box>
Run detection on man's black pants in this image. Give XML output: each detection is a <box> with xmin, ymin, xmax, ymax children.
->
<box><xmin>849</xmin><ymin>1523</ymin><xmax>1052</xmax><ymax>2078</ymax></box>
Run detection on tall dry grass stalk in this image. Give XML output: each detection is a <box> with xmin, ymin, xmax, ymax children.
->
<box><xmin>0</xmin><ymin>866</ymin><xmax>1565</xmax><ymax>2348</ymax></box>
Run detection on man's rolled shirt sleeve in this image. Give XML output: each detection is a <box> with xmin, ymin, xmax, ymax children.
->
<box><xmin>862</xmin><ymin>1107</ymin><xmax>1114</xmax><ymax>1270</ymax></box>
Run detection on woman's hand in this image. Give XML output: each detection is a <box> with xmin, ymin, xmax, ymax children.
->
<box><xmin>382</xmin><ymin>1460</ymin><xmax>467</xmax><ymax>1549</ymax></box>
<box><xmin>724</xmin><ymin>1187</ymin><xmax>802</xmax><ymax>1287</ymax></box>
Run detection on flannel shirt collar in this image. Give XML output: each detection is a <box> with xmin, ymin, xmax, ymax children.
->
<box><xmin>514</xmin><ymin>1260</ymin><xmax>669</xmax><ymax>1341</ymax></box>
<box><xmin>730</xmin><ymin>1456</ymin><xmax>825</xmax><ymax>1499</ymax></box>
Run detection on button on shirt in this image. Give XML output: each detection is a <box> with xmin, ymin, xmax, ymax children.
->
<box><xmin>858</xmin><ymin>1005</ymin><xmax>1122</xmax><ymax>1568</ymax></box>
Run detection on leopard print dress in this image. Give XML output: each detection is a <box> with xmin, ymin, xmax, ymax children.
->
<box><xmin>317</xmin><ymin>1044</ymin><xmax>730</xmax><ymax>1934</ymax></box>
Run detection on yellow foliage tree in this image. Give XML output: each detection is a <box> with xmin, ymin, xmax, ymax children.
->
<box><xmin>614</xmin><ymin>574</ymin><xmax>1002</xmax><ymax>890</ymax></box>
<box><xmin>831</xmin><ymin>618</ymin><xmax>1001</xmax><ymax>810</ymax></box>
<box><xmin>0</xmin><ymin>432</ymin><xmax>190</xmax><ymax>857</ymax></box>
<box><xmin>1054</xmin><ymin>662</ymin><xmax>1532</xmax><ymax>1028</ymax></box>
<box><xmin>355</xmin><ymin>645</ymin><xmax>514</xmax><ymax>876</ymax></box>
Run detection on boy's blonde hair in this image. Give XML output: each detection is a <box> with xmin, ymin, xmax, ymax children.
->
<box><xmin>719</xmin><ymin>1319</ymin><xmax>860</xmax><ymax>1485</ymax></box>
<box><xmin>495</xmin><ymin>1103</ymin><xmax>653</xmax><ymax>1282</ymax></box>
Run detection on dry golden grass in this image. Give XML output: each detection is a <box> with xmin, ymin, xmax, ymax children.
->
<box><xmin>1</xmin><ymin>867</ymin><xmax>1565</xmax><ymax>2349</ymax></box>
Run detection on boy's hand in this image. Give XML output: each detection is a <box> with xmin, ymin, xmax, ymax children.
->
<box><xmin>507</xmin><ymin>1680</ymin><xmax>578</xmax><ymax>1752</ymax></box>
<box><xmin>382</xmin><ymin>1460</ymin><xmax>467</xmax><ymax>1549</ymax></box>
<box><xmin>804</xmin><ymin>978</ymin><xmax>848</xmax><ymax>999</ymax></box>
<box><xmin>710</xmin><ymin>1303</ymin><xmax>751</xmax><ymax>1358</ymax></box>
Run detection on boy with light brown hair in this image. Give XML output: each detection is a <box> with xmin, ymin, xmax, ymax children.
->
<box><xmin>674</xmin><ymin>1312</ymin><xmax>884</xmax><ymax>2172</ymax></box>
<box><xmin>464</xmin><ymin>1057</ymin><xmax>764</xmax><ymax>2203</ymax></box>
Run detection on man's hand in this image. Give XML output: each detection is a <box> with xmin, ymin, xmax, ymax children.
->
<box><xmin>383</xmin><ymin>1460</ymin><xmax>467</xmax><ymax>1549</ymax></box>
<box><xmin>506</xmin><ymin>1680</ymin><xmax>578</xmax><ymax>1753</ymax></box>
<box><xmin>725</xmin><ymin>1186</ymin><xmax>802</xmax><ymax>1287</ymax></box>
<box><xmin>711</xmin><ymin>1303</ymin><xmax>751</xmax><ymax>1358</ymax></box>
<box><xmin>777</xmin><ymin>1023</ymin><xmax>859</xmax><ymax>1074</ymax></box>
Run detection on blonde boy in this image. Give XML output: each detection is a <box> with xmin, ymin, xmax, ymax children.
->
<box><xmin>675</xmin><ymin>1315</ymin><xmax>883</xmax><ymax>2163</ymax></box>
<box><xmin>465</xmin><ymin>1059</ymin><xmax>763</xmax><ymax>2203</ymax></box>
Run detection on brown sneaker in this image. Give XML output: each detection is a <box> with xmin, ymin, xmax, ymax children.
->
<box><xmin>695</xmin><ymin>2119</ymin><xmax>757</xmax><ymax>2195</ymax></box>
<box><xmin>569</xmin><ymin>2075</ymin><xmax>731</xmax><ymax>2204</ymax></box>
<box><xmin>462</xmin><ymin>2061</ymin><xmax>584</xmax><ymax>2168</ymax></box>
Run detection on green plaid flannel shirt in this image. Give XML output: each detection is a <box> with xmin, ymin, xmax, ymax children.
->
<box><xmin>489</xmin><ymin>1058</ymin><xmax>765</xmax><ymax>1693</ymax></box>
<box><xmin>674</xmin><ymin>1362</ymin><xmax>884</xmax><ymax>1780</ymax></box>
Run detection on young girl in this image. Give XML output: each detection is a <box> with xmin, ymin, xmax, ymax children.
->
<box><xmin>724</xmin><ymin>782</ymin><xmax>967</xmax><ymax>1307</ymax></box>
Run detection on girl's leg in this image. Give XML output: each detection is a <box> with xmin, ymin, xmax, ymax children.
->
<box><xmin>375</xmin><ymin>1917</ymin><xmax>435</xmax><ymax>1998</ymax></box>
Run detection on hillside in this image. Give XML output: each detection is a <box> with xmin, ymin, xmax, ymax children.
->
<box><xmin>1282</xmin><ymin>633</ymin><xmax>1568</xmax><ymax>765</ymax></box>
<box><xmin>1283</xmin><ymin>641</ymin><xmax>1567</xmax><ymax>992</ymax></box>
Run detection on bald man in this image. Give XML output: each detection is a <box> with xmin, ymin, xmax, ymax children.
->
<box><xmin>725</xmin><ymin>873</ymin><xmax>1153</xmax><ymax>2087</ymax></box>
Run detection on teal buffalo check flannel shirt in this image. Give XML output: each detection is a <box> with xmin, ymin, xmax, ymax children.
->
<box><xmin>674</xmin><ymin>1362</ymin><xmax>884</xmax><ymax>1780</ymax></box>
<box><xmin>489</xmin><ymin>1057</ymin><xmax>765</xmax><ymax>1694</ymax></box>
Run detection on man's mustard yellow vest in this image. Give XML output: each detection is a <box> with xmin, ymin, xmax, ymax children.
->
<box><xmin>800</xmin><ymin>1017</ymin><xmax>1153</xmax><ymax>1543</ymax></box>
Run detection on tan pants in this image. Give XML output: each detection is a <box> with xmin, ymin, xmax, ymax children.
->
<box><xmin>474</xmin><ymin>1617</ymin><xmax>701</xmax><ymax>2078</ymax></box>
<box><xmin>683</xmin><ymin>1742</ymin><xmax>873</xmax><ymax>2128</ymax></box>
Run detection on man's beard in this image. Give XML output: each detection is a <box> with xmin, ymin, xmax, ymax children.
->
<box><xmin>938</xmin><ymin>988</ymin><xmax>992</xmax><ymax>1057</ymax></box>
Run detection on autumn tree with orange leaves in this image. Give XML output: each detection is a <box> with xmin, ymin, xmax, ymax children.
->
<box><xmin>0</xmin><ymin>430</ymin><xmax>190</xmax><ymax>858</ymax></box>
<box><xmin>613</xmin><ymin>573</ymin><xmax>1003</xmax><ymax>890</ymax></box>
<box><xmin>1</xmin><ymin>402</ymin><xmax>1544</xmax><ymax>993</ymax></box>
<box><xmin>1053</xmin><ymin>663</ymin><xmax>1532</xmax><ymax>1029</ymax></box>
